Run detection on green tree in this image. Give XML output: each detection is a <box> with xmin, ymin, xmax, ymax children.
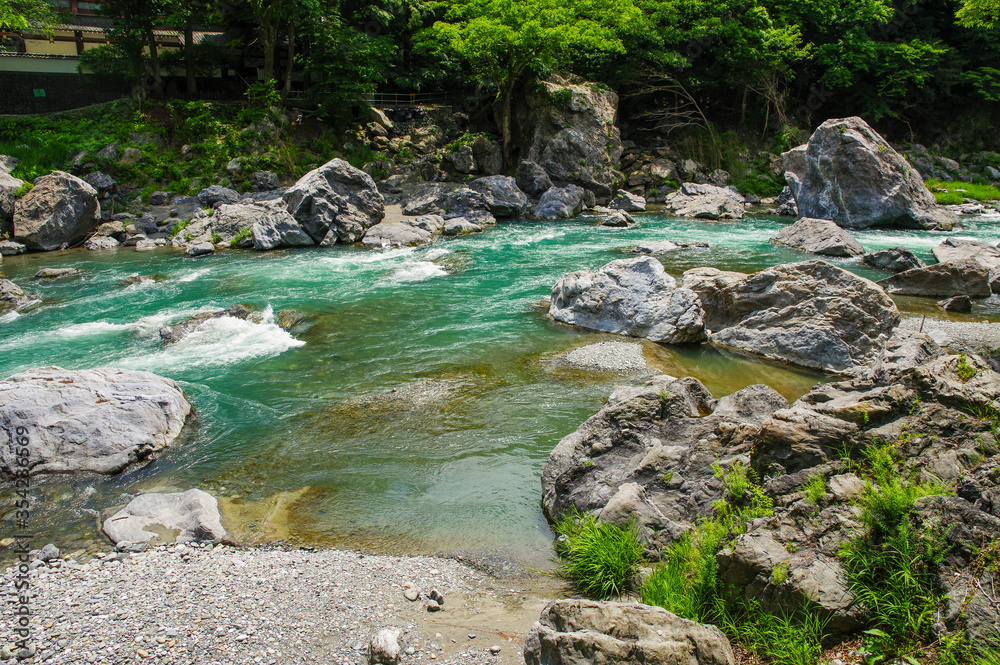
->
<box><xmin>421</xmin><ymin>0</ymin><xmax>644</xmax><ymax>166</ymax></box>
<box><xmin>98</xmin><ymin>0</ymin><xmax>170</xmax><ymax>95</ymax></box>
<box><xmin>957</xmin><ymin>0</ymin><xmax>1000</xmax><ymax>28</ymax></box>
<box><xmin>0</xmin><ymin>0</ymin><xmax>56</xmax><ymax>33</ymax></box>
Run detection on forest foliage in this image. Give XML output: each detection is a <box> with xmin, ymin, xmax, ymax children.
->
<box><xmin>4</xmin><ymin>0</ymin><xmax>999</xmax><ymax>149</ymax></box>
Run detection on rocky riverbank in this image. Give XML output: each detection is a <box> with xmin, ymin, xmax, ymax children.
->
<box><xmin>1</xmin><ymin>543</ymin><xmax>559</xmax><ymax>665</ymax></box>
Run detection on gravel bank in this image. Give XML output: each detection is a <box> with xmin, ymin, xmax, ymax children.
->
<box><xmin>2</xmin><ymin>544</ymin><xmax>557</xmax><ymax>665</ymax></box>
<box><xmin>550</xmin><ymin>341</ymin><xmax>649</xmax><ymax>373</ymax></box>
<box><xmin>899</xmin><ymin>316</ymin><xmax>1000</xmax><ymax>355</ymax></box>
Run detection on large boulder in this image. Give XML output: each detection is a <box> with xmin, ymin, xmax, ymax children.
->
<box><xmin>13</xmin><ymin>172</ymin><xmax>100</xmax><ymax>250</ymax></box>
<box><xmin>663</xmin><ymin>183</ymin><xmax>745</xmax><ymax>220</ymax></box>
<box><xmin>877</xmin><ymin>260</ymin><xmax>992</xmax><ymax>298</ymax></box>
<box><xmin>515</xmin><ymin>75</ymin><xmax>623</xmax><ymax>198</ymax></box>
<box><xmin>769</xmin><ymin>217</ymin><xmax>864</xmax><ymax>257</ymax></box>
<box><xmin>533</xmin><ymin>185</ymin><xmax>585</xmax><ymax>219</ymax></box>
<box><xmin>197</xmin><ymin>185</ymin><xmax>239</xmax><ymax>207</ymax></box>
<box><xmin>702</xmin><ymin>260</ymin><xmax>901</xmax><ymax>375</ymax></box>
<box><xmin>283</xmin><ymin>158</ymin><xmax>385</xmax><ymax>245</ymax></box>
<box><xmin>0</xmin><ymin>279</ymin><xmax>41</xmax><ymax>314</ymax></box>
<box><xmin>0</xmin><ymin>367</ymin><xmax>192</xmax><ymax>476</ymax></box>
<box><xmin>524</xmin><ymin>599</ymin><xmax>735</xmax><ymax>665</ymax></box>
<box><xmin>609</xmin><ymin>190</ymin><xmax>646</xmax><ymax>213</ymax></box>
<box><xmin>102</xmin><ymin>489</ymin><xmax>226</xmax><ymax>546</ymax></box>
<box><xmin>932</xmin><ymin>239</ymin><xmax>1000</xmax><ymax>293</ymax></box>
<box><xmin>782</xmin><ymin>117</ymin><xmax>958</xmax><ymax>230</ymax></box>
<box><xmin>468</xmin><ymin>176</ymin><xmax>529</xmax><ymax>217</ymax></box>
<box><xmin>251</xmin><ymin>203</ymin><xmax>314</xmax><ymax>250</ymax></box>
<box><xmin>862</xmin><ymin>247</ymin><xmax>926</xmax><ymax>273</ymax></box>
<box><xmin>361</xmin><ymin>222</ymin><xmax>432</xmax><ymax>248</ymax></box>
<box><xmin>515</xmin><ymin>160</ymin><xmax>554</xmax><ymax>197</ymax></box>
<box><xmin>0</xmin><ymin>169</ymin><xmax>23</xmax><ymax>236</ymax></box>
<box><xmin>549</xmin><ymin>257</ymin><xmax>707</xmax><ymax>344</ymax></box>
<box><xmin>542</xmin><ymin>375</ymin><xmax>787</xmax><ymax>556</ymax></box>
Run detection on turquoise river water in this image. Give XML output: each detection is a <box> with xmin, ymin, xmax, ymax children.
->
<box><xmin>2</xmin><ymin>211</ymin><xmax>999</xmax><ymax>566</ymax></box>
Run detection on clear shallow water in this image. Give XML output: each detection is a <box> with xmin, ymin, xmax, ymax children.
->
<box><xmin>2</xmin><ymin>212</ymin><xmax>999</xmax><ymax>564</ymax></box>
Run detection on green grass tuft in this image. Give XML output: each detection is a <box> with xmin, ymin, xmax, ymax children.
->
<box><xmin>552</xmin><ymin>510</ymin><xmax>645</xmax><ymax>599</ymax></box>
<box><xmin>926</xmin><ymin>178</ymin><xmax>1000</xmax><ymax>203</ymax></box>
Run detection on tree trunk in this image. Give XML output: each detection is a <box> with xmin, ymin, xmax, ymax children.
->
<box><xmin>185</xmin><ymin>15</ymin><xmax>196</xmax><ymax>94</ymax></box>
<box><xmin>261</xmin><ymin>24</ymin><xmax>277</xmax><ymax>84</ymax></box>
<box><xmin>281</xmin><ymin>21</ymin><xmax>296</xmax><ymax>99</ymax></box>
<box><xmin>147</xmin><ymin>28</ymin><xmax>162</xmax><ymax>96</ymax></box>
<box><xmin>498</xmin><ymin>79</ymin><xmax>517</xmax><ymax>171</ymax></box>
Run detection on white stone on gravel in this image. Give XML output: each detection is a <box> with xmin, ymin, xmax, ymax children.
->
<box><xmin>552</xmin><ymin>341</ymin><xmax>649</xmax><ymax>373</ymax></box>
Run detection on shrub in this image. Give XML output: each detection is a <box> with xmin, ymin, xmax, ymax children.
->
<box><xmin>552</xmin><ymin>510</ymin><xmax>644</xmax><ymax>599</ymax></box>
<box><xmin>230</xmin><ymin>227</ymin><xmax>252</xmax><ymax>248</ymax></box>
<box><xmin>802</xmin><ymin>474</ymin><xmax>827</xmax><ymax>507</ymax></box>
<box><xmin>169</xmin><ymin>218</ymin><xmax>191</xmax><ymax>238</ymax></box>
<box><xmin>838</xmin><ymin>439</ymin><xmax>951</xmax><ymax>662</ymax></box>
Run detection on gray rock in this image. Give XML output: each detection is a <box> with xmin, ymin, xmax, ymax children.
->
<box><xmin>939</xmin><ymin>295</ymin><xmax>972</xmax><ymax>313</ymax></box>
<box><xmin>401</xmin><ymin>184</ymin><xmax>458</xmax><ymax>216</ymax></box>
<box><xmin>34</xmin><ymin>267</ymin><xmax>81</xmax><ymax>279</ymax></box>
<box><xmin>544</xmin><ymin>375</ymin><xmax>785</xmax><ymax>555</ymax></box>
<box><xmin>0</xmin><ymin>366</ymin><xmax>191</xmax><ymax>476</ymax></box>
<box><xmin>250</xmin><ymin>171</ymin><xmax>280</xmax><ymax>191</ymax></box>
<box><xmin>197</xmin><ymin>186</ymin><xmax>239</xmax><ymax>207</ymax></box>
<box><xmin>283</xmin><ymin>158</ymin><xmax>385</xmax><ymax>245</ymax></box>
<box><xmin>877</xmin><ymin>260</ymin><xmax>991</xmax><ymax>298</ymax></box>
<box><xmin>609</xmin><ymin>190</ymin><xmax>646</xmax><ymax>212</ymax></box>
<box><xmin>0</xmin><ymin>169</ymin><xmax>23</xmax><ymax>233</ymax></box>
<box><xmin>252</xmin><ymin>204</ymin><xmax>315</xmax><ymax>251</ymax></box>
<box><xmin>407</xmin><ymin>215</ymin><xmax>444</xmax><ymax>233</ymax></box>
<box><xmin>775</xmin><ymin>186</ymin><xmax>798</xmax><ymax>217</ymax></box>
<box><xmin>782</xmin><ymin>117</ymin><xmax>958</xmax><ymax>230</ymax></box>
<box><xmin>524</xmin><ymin>599</ymin><xmax>735</xmax><ymax>665</ymax></box>
<box><xmin>368</xmin><ymin>628</ymin><xmax>401</xmax><ymax>665</ymax></box>
<box><xmin>134</xmin><ymin>238</ymin><xmax>158</xmax><ymax>252</ymax></box>
<box><xmin>96</xmin><ymin>141</ymin><xmax>119</xmax><ymax>161</ymax></box>
<box><xmin>226</xmin><ymin>158</ymin><xmax>244</xmax><ymax>176</ymax></box>
<box><xmin>361</xmin><ymin>223</ymin><xmax>432</xmax><ymax>248</ymax></box>
<box><xmin>549</xmin><ymin>257</ymin><xmax>706</xmax><ymax>344</ymax></box>
<box><xmin>159</xmin><ymin>305</ymin><xmax>252</xmax><ymax>343</ymax></box>
<box><xmin>468</xmin><ymin>176</ymin><xmax>529</xmax><ymax>217</ymax></box>
<box><xmin>533</xmin><ymin>185</ymin><xmax>585</xmax><ymax>219</ymax></box>
<box><xmin>13</xmin><ymin>171</ymin><xmax>100</xmax><ymax>251</ymax></box>
<box><xmin>599</xmin><ymin>210</ymin><xmax>633</xmax><ymax>227</ymax></box>
<box><xmin>706</xmin><ymin>260</ymin><xmax>900</xmax><ymax>375</ymax></box>
<box><xmin>862</xmin><ymin>247</ymin><xmax>926</xmax><ymax>273</ymax></box>
<box><xmin>769</xmin><ymin>217</ymin><xmax>864</xmax><ymax>257</ymax></box>
<box><xmin>0</xmin><ymin>279</ymin><xmax>40</xmax><ymax>314</ymax></box>
<box><xmin>515</xmin><ymin>161</ymin><xmax>553</xmax><ymax>197</ymax></box>
<box><xmin>84</xmin><ymin>235</ymin><xmax>120</xmax><ymax>251</ymax></box>
<box><xmin>632</xmin><ymin>240</ymin><xmax>709</xmax><ymax>255</ymax></box>
<box><xmin>185</xmin><ymin>242</ymin><xmax>215</xmax><ymax>257</ymax></box>
<box><xmin>0</xmin><ymin>154</ymin><xmax>18</xmax><ymax>173</ymax></box>
<box><xmin>663</xmin><ymin>183</ymin><xmax>745</xmax><ymax>220</ymax></box>
<box><xmin>442</xmin><ymin>218</ymin><xmax>483</xmax><ymax>236</ymax></box>
<box><xmin>82</xmin><ymin>171</ymin><xmax>116</xmax><ymax>195</ymax></box>
<box><xmin>932</xmin><ymin>238</ymin><xmax>1000</xmax><ymax>272</ymax></box>
<box><xmin>120</xmin><ymin>147</ymin><xmax>143</xmax><ymax>164</ymax></box>
<box><xmin>148</xmin><ymin>191</ymin><xmax>170</xmax><ymax>206</ymax></box>
<box><xmin>36</xmin><ymin>543</ymin><xmax>60</xmax><ymax>561</ymax></box>
<box><xmin>103</xmin><ymin>489</ymin><xmax>226</xmax><ymax>546</ymax></box>
<box><xmin>0</xmin><ymin>240</ymin><xmax>26</xmax><ymax>256</ymax></box>
<box><xmin>446</xmin><ymin>144</ymin><xmax>477</xmax><ymax>173</ymax></box>
<box><xmin>518</xmin><ymin>76</ymin><xmax>624</xmax><ymax>197</ymax></box>
<box><xmin>708</xmin><ymin>169</ymin><xmax>731</xmax><ymax>187</ymax></box>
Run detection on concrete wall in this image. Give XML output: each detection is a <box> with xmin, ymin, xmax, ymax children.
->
<box><xmin>0</xmin><ymin>71</ymin><xmax>129</xmax><ymax>114</ymax></box>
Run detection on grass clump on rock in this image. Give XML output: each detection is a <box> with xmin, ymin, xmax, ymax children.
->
<box><xmin>639</xmin><ymin>462</ymin><xmax>830</xmax><ymax>665</ymax></box>
<box><xmin>926</xmin><ymin>178</ymin><xmax>1000</xmax><ymax>204</ymax></box>
<box><xmin>551</xmin><ymin>510</ymin><xmax>644</xmax><ymax>599</ymax></box>
<box><xmin>838</xmin><ymin>439</ymin><xmax>951</xmax><ymax>663</ymax></box>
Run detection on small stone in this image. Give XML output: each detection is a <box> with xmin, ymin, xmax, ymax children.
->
<box><xmin>403</xmin><ymin>588</ymin><xmax>419</xmax><ymax>602</ymax></box>
<box><xmin>425</xmin><ymin>599</ymin><xmax>441</xmax><ymax>612</ymax></box>
<box><xmin>489</xmin><ymin>645</ymin><xmax>501</xmax><ymax>654</ymax></box>
<box><xmin>468</xmin><ymin>634</ymin><xmax>476</xmax><ymax>639</ymax></box>
<box><xmin>428</xmin><ymin>588</ymin><xmax>444</xmax><ymax>605</ymax></box>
